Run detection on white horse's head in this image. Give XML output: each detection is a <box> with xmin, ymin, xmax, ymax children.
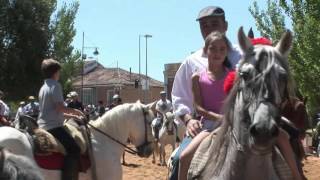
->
<box><xmin>132</xmin><ymin>101</ymin><xmax>156</xmax><ymax>157</ymax></box>
<box><xmin>160</xmin><ymin>112</ymin><xmax>175</xmax><ymax>136</ymax></box>
<box><xmin>92</xmin><ymin>101</ymin><xmax>156</xmax><ymax>157</ymax></box>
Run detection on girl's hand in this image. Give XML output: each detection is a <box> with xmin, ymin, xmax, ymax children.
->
<box><xmin>186</xmin><ymin>119</ymin><xmax>201</xmax><ymax>137</ymax></box>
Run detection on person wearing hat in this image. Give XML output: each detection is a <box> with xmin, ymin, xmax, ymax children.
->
<box><xmin>170</xmin><ymin>6</ymin><xmax>242</xmax><ymax>180</ymax></box>
<box><xmin>38</xmin><ymin>58</ymin><xmax>86</xmax><ymax>180</ymax></box>
<box><xmin>23</xmin><ymin>96</ymin><xmax>40</xmax><ymax>119</ymax></box>
<box><xmin>14</xmin><ymin>101</ymin><xmax>26</xmax><ymax>128</ymax></box>
<box><xmin>67</xmin><ymin>91</ymin><xmax>84</xmax><ymax>112</ymax></box>
<box><xmin>151</xmin><ymin>91</ymin><xmax>173</xmax><ymax>140</ymax></box>
<box><xmin>96</xmin><ymin>100</ymin><xmax>106</xmax><ymax>117</ymax></box>
<box><xmin>107</xmin><ymin>94</ymin><xmax>122</xmax><ymax>110</ymax></box>
<box><xmin>0</xmin><ymin>90</ymin><xmax>11</xmax><ymax>126</ymax></box>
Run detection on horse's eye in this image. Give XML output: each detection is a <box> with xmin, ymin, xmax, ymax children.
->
<box><xmin>239</xmin><ymin>71</ymin><xmax>250</xmax><ymax>80</ymax></box>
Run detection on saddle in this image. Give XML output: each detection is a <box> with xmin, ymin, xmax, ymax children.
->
<box><xmin>29</xmin><ymin>119</ymin><xmax>90</xmax><ymax>172</ymax></box>
<box><xmin>33</xmin><ymin>120</ymin><xmax>87</xmax><ymax>155</ymax></box>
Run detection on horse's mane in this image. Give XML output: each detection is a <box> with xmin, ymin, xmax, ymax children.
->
<box><xmin>203</xmin><ymin>45</ymin><xmax>296</xmax><ymax>176</ymax></box>
<box><xmin>90</xmin><ymin>103</ymin><xmax>141</xmax><ymax>131</ymax></box>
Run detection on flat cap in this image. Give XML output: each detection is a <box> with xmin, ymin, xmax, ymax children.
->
<box><xmin>70</xmin><ymin>91</ymin><xmax>78</xmax><ymax>97</ymax></box>
<box><xmin>28</xmin><ymin>96</ymin><xmax>35</xmax><ymax>100</ymax></box>
<box><xmin>197</xmin><ymin>6</ymin><xmax>225</xmax><ymax>21</ymax></box>
<box><xmin>113</xmin><ymin>94</ymin><xmax>120</xmax><ymax>99</ymax></box>
<box><xmin>160</xmin><ymin>91</ymin><xmax>166</xmax><ymax>95</ymax></box>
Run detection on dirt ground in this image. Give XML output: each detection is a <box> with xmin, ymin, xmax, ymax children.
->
<box><xmin>122</xmin><ymin>146</ymin><xmax>320</xmax><ymax>180</ymax></box>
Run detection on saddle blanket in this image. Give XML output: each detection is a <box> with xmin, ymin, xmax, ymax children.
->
<box><xmin>34</xmin><ymin>152</ymin><xmax>90</xmax><ymax>172</ymax></box>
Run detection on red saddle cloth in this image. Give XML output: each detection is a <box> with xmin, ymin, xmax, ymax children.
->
<box><xmin>34</xmin><ymin>152</ymin><xmax>91</xmax><ymax>172</ymax></box>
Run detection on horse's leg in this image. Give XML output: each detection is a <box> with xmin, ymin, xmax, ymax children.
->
<box><xmin>152</xmin><ymin>151</ymin><xmax>156</xmax><ymax>164</ymax></box>
<box><xmin>163</xmin><ymin>145</ymin><xmax>167</xmax><ymax>166</ymax></box>
<box><xmin>160</xmin><ymin>144</ymin><xmax>165</xmax><ymax>166</ymax></box>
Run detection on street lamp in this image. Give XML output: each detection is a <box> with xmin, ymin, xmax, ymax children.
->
<box><xmin>81</xmin><ymin>32</ymin><xmax>99</xmax><ymax>103</ymax></box>
<box><xmin>144</xmin><ymin>34</ymin><xmax>152</xmax><ymax>103</ymax></box>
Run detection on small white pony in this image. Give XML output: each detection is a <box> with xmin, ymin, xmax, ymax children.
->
<box><xmin>152</xmin><ymin>112</ymin><xmax>186</xmax><ymax>166</ymax></box>
<box><xmin>0</xmin><ymin>101</ymin><xmax>155</xmax><ymax>180</ymax></box>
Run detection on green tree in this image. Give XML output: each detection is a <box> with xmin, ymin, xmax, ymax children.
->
<box><xmin>0</xmin><ymin>0</ymin><xmax>56</xmax><ymax>100</ymax></box>
<box><xmin>50</xmin><ymin>1</ymin><xmax>81</xmax><ymax>95</ymax></box>
<box><xmin>0</xmin><ymin>0</ymin><xmax>81</xmax><ymax>100</ymax></box>
<box><xmin>249</xmin><ymin>0</ymin><xmax>320</xmax><ymax>117</ymax></box>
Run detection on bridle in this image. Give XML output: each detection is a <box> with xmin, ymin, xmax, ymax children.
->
<box><xmin>86</xmin><ymin>106</ymin><xmax>152</xmax><ymax>155</ymax></box>
<box><xmin>231</xmin><ymin>58</ymin><xmax>287</xmax><ymax>155</ymax></box>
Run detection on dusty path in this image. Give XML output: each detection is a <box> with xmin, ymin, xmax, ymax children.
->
<box><xmin>122</xmin><ymin>146</ymin><xmax>320</xmax><ymax>180</ymax></box>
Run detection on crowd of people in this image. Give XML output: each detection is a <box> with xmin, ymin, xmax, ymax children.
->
<box><xmin>0</xmin><ymin>89</ymin><xmax>123</xmax><ymax>127</ymax></box>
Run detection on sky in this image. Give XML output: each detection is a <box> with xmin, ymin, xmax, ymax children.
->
<box><xmin>62</xmin><ymin>0</ymin><xmax>266</xmax><ymax>81</ymax></box>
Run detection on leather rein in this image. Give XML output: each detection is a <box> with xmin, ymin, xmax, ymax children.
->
<box><xmin>86</xmin><ymin>106</ymin><xmax>150</xmax><ymax>155</ymax></box>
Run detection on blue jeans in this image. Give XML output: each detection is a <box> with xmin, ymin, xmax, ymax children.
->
<box><xmin>169</xmin><ymin>136</ymin><xmax>193</xmax><ymax>180</ymax></box>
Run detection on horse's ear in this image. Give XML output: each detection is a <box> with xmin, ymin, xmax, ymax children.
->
<box><xmin>238</xmin><ymin>26</ymin><xmax>253</xmax><ymax>54</ymax></box>
<box><xmin>145</xmin><ymin>101</ymin><xmax>157</xmax><ymax>115</ymax></box>
<box><xmin>275</xmin><ymin>30</ymin><xmax>292</xmax><ymax>57</ymax></box>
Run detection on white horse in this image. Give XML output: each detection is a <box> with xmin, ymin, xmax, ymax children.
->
<box><xmin>152</xmin><ymin>112</ymin><xmax>186</xmax><ymax>166</ymax></box>
<box><xmin>0</xmin><ymin>102</ymin><xmax>155</xmax><ymax>180</ymax></box>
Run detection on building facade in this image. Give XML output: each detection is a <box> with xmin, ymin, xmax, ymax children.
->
<box><xmin>163</xmin><ymin>63</ymin><xmax>181</xmax><ymax>101</ymax></box>
<box><xmin>72</xmin><ymin>60</ymin><xmax>164</xmax><ymax>106</ymax></box>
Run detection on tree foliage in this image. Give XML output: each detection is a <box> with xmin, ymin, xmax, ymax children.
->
<box><xmin>0</xmin><ymin>0</ymin><xmax>80</xmax><ymax>100</ymax></box>
<box><xmin>50</xmin><ymin>1</ymin><xmax>80</xmax><ymax>95</ymax></box>
<box><xmin>250</xmin><ymin>0</ymin><xmax>320</xmax><ymax>116</ymax></box>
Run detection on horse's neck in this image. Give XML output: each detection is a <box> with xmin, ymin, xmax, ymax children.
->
<box><xmin>91</xmin><ymin>111</ymin><xmax>130</xmax><ymax>144</ymax></box>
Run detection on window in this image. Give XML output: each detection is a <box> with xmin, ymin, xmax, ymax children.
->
<box><xmin>106</xmin><ymin>89</ymin><xmax>114</xmax><ymax>105</ymax></box>
<box><xmin>83</xmin><ymin>87</ymin><xmax>96</xmax><ymax>105</ymax></box>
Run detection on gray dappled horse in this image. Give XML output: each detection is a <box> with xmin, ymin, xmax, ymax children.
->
<box><xmin>188</xmin><ymin>27</ymin><xmax>295</xmax><ymax>180</ymax></box>
<box><xmin>0</xmin><ymin>147</ymin><xmax>44</xmax><ymax>180</ymax></box>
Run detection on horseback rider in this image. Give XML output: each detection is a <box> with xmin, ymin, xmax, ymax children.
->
<box><xmin>67</xmin><ymin>91</ymin><xmax>84</xmax><ymax>112</ymax></box>
<box><xmin>107</xmin><ymin>94</ymin><xmax>122</xmax><ymax>110</ymax></box>
<box><xmin>169</xmin><ymin>6</ymin><xmax>241</xmax><ymax>180</ymax></box>
<box><xmin>0</xmin><ymin>90</ymin><xmax>11</xmax><ymax>126</ymax></box>
<box><xmin>152</xmin><ymin>91</ymin><xmax>173</xmax><ymax>140</ymax></box>
<box><xmin>24</xmin><ymin>96</ymin><xmax>40</xmax><ymax>119</ymax></box>
<box><xmin>14</xmin><ymin>101</ymin><xmax>26</xmax><ymax>128</ymax></box>
<box><xmin>38</xmin><ymin>58</ymin><xmax>86</xmax><ymax>180</ymax></box>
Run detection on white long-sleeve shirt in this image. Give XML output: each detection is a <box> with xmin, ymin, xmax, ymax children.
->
<box><xmin>171</xmin><ymin>45</ymin><xmax>242</xmax><ymax>119</ymax></box>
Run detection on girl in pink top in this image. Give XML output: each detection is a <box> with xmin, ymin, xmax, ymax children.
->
<box><xmin>178</xmin><ymin>31</ymin><xmax>232</xmax><ymax>180</ymax></box>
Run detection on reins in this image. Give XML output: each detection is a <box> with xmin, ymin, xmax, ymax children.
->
<box><xmin>86</xmin><ymin>106</ymin><xmax>150</xmax><ymax>155</ymax></box>
<box><xmin>86</xmin><ymin>123</ymin><xmax>138</xmax><ymax>155</ymax></box>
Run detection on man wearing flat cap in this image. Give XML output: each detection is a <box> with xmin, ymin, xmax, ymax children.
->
<box><xmin>151</xmin><ymin>91</ymin><xmax>173</xmax><ymax>140</ymax></box>
<box><xmin>170</xmin><ymin>6</ymin><xmax>242</xmax><ymax>180</ymax></box>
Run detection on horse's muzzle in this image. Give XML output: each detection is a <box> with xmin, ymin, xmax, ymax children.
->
<box><xmin>249</xmin><ymin>123</ymin><xmax>279</xmax><ymax>138</ymax></box>
<box><xmin>136</xmin><ymin>142</ymin><xmax>153</xmax><ymax>157</ymax></box>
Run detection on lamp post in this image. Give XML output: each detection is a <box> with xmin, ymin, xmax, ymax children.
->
<box><xmin>81</xmin><ymin>32</ymin><xmax>99</xmax><ymax>103</ymax></box>
<box><xmin>144</xmin><ymin>34</ymin><xmax>152</xmax><ymax>103</ymax></box>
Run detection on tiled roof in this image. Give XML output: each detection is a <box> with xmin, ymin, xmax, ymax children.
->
<box><xmin>72</xmin><ymin>61</ymin><xmax>163</xmax><ymax>87</ymax></box>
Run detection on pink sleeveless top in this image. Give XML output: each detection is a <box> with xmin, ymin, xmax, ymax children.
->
<box><xmin>198</xmin><ymin>70</ymin><xmax>227</xmax><ymax>131</ymax></box>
